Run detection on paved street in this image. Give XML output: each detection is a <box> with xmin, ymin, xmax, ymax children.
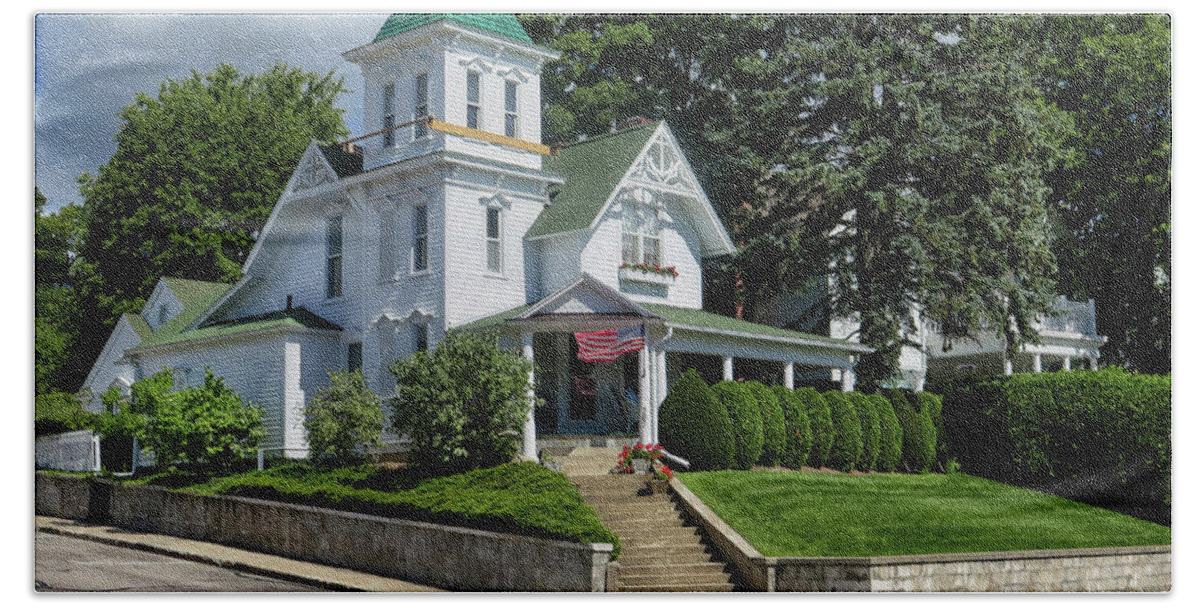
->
<box><xmin>35</xmin><ymin>531</ymin><xmax>322</xmax><ymax>592</ymax></box>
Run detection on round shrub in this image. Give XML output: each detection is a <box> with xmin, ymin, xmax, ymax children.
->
<box><xmin>658</xmin><ymin>369</ymin><xmax>735</xmax><ymax>471</ymax></box>
<box><xmin>746</xmin><ymin>381</ymin><xmax>786</xmax><ymax>467</ymax></box>
<box><xmin>872</xmin><ymin>394</ymin><xmax>903</xmax><ymax>472</ymax></box>
<box><xmin>823</xmin><ymin>390</ymin><xmax>862</xmax><ymax>472</ymax></box>
<box><xmin>888</xmin><ymin>389</ymin><xmax>935</xmax><ymax>473</ymax></box>
<box><xmin>796</xmin><ymin>387</ymin><xmax>833</xmax><ymax>468</ymax></box>
<box><xmin>713</xmin><ymin>381</ymin><xmax>764</xmax><ymax>470</ymax></box>
<box><xmin>916</xmin><ymin>392</ymin><xmax>946</xmax><ymax>466</ymax></box>
<box><xmin>773</xmin><ymin>386</ymin><xmax>812</xmax><ymax>469</ymax></box>
<box><xmin>848</xmin><ymin>392</ymin><xmax>880</xmax><ymax>471</ymax></box>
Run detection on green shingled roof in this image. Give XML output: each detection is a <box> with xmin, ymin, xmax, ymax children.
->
<box><xmin>455</xmin><ymin>297</ymin><xmax>865</xmax><ymax>351</ymax></box>
<box><xmin>135</xmin><ymin>278</ymin><xmax>234</xmax><ymax>348</ymax></box>
<box><xmin>374</xmin><ymin>13</ymin><xmax>533</xmax><ymax>44</ymax></box>
<box><xmin>639</xmin><ymin>304</ymin><xmax>865</xmax><ymax>349</ymax></box>
<box><xmin>124</xmin><ymin>313</ymin><xmax>152</xmax><ymax>340</ymax></box>
<box><xmin>527</xmin><ymin>121</ymin><xmax>660</xmax><ymax>239</ymax></box>
<box><xmin>137</xmin><ymin>307</ymin><xmax>341</xmax><ymax>351</ymax></box>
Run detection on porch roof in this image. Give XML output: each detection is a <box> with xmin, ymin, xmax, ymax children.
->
<box><xmin>457</xmin><ymin>301</ymin><xmax>871</xmax><ymax>354</ymax></box>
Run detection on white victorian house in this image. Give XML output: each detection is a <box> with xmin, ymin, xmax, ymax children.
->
<box><xmin>83</xmin><ymin>14</ymin><xmax>871</xmax><ymax>458</ymax></box>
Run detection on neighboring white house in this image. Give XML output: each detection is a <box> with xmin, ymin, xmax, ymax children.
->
<box><xmin>82</xmin><ymin>14</ymin><xmax>871</xmax><ymax>458</ymax></box>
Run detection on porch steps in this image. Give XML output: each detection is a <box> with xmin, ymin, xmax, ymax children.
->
<box><xmin>563</xmin><ymin>448</ymin><xmax>736</xmax><ymax>593</ymax></box>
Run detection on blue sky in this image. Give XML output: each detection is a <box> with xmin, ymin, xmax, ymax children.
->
<box><xmin>34</xmin><ymin>13</ymin><xmax>390</xmax><ymax>211</ymax></box>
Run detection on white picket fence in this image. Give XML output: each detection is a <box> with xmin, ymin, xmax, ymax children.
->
<box><xmin>35</xmin><ymin>430</ymin><xmax>100</xmax><ymax>472</ymax></box>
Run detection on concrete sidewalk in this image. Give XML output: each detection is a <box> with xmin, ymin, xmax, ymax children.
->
<box><xmin>36</xmin><ymin>516</ymin><xmax>445</xmax><ymax>592</ymax></box>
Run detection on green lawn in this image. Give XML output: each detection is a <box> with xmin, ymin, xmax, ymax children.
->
<box><xmin>678</xmin><ymin>470</ymin><xmax>1170</xmax><ymax>557</ymax></box>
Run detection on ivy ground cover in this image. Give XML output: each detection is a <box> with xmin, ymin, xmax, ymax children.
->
<box><xmin>678</xmin><ymin>471</ymin><xmax>1169</xmax><ymax>557</ymax></box>
<box><xmin>176</xmin><ymin>461</ymin><xmax>620</xmax><ymax>556</ymax></box>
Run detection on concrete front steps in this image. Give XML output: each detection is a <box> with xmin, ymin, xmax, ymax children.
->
<box><xmin>570</xmin><ymin>473</ymin><xmax>736</xmax><ymax>592</ymax></box>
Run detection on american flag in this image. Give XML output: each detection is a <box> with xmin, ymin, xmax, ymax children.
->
<box><xmin>574</xmin><ymin>325</ymin><xmax>645</xmax><ymax>363</ymax></box>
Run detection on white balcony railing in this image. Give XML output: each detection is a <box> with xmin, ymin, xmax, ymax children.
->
<box><xmin>1037</xmin><ymin>296</ymin><xmax>1097</xmax><ymax>336</ymax></box>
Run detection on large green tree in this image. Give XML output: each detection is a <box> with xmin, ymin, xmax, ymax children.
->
<box><xmin>67</xmin><ymin>63</ymin><xmax>348</xmax><ymax>391</ymax></box>
<box><xmin>527</xmin><ymin>15</ymin><xmax>1068</xmax><ymax>388</ymax></box>
<box><xmin>35</xmin><ymin>187</ymin><xmax>87</xmax><ymax>394</ymax></box>
<box><xmin>1034</xmin><ymin>15</ymin><xmax>1171</xmax><ymax>373</ymax></box>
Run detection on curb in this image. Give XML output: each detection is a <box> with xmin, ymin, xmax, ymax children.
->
<box><xmin>35</xmin><ymin>517</ymin><xmax>444</xmax><ymax>592</ymax></box>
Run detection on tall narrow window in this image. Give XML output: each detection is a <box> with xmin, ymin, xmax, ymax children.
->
<box><xmin>326</xmin><ymin>215</ymin><xmax>343</xmax><ymax>298</ymax></box>
<box><xmin>504</xmin><ymin>80</ymin><xmax>519</xmax><ymax>138</ymax></box>
<box><xmin>486</xmin><ymin>207</ymin><xmax>502</xmax><ymax>274</ymax></box>
<box><xmin>621</xmin><ymin>192</ymin><xmax>662</xmax><ymax>267</ymax></box>
<box><xmin>347</xmin><ymin>342</ymin><xmax>362</xmax><ymax>372</ymax></box>
<box><xmin>412</xmin><ymin>204</ymin><xmax>428</xmax><ymax>272</ymax></box>
<box><xmin>379</xmin><ymin>207</ymin><xmax>396</xmax><ymax>280</ymax></box>
<box><xmin>382</xmin><ymin>83</ymin><xmax>395</xmax><ymax>148</ymax></box>
<box><xmin>412</xmin><ymin>324</ymin><xmax>428</xmax><ymax>353</ymax></box>
<box><xmin>466</xmin><ymin>70</ymin><xmax>481</xmax><ymax>130</ymax></box>
<box><xmin>413</xmin><ymin>73</ymin><xmax>428</xmax><ymax>140</ymax></box>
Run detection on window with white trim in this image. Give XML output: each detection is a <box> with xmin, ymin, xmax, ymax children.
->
<box><xmin>382</xmin><ymin>83</ymin><xmax>395</xmax><ymax>148</ymax></box>
<box><xmin>621</xmin><ymin>192</ymin><xmax>662</xmax><ymax>266</ymax></box>
<box><xmin>326</xmin><ymin>215</ymin><xmax>343</xmax><ymax>298</ymax></box>
<box><xmin>466</xmin><ymin>70</ymin><xmax>481</xmax><ymax>130</ymax></box>
<box><xmin>379</xmin><ymin>207</ymin><xmax>396</xmax><ymax>280</ymax></box>
<box><xmin>504</xmin><ymin>80</ymin><xmax>519</xmax><ymax>138</ymax></box>
<box><xmin>413</xmin><ymin>73</ymin><xmax>428</xmax><ymax>140</ymax></box>
<box><xmin>485</xmin><ymin>207</ymin><xmax>502</xmax><ymax>274</ymax></box>
<box><xmin>412</xmin><ymin>204</ymin><xmax>428</xmax><ymax>272</ymax></box>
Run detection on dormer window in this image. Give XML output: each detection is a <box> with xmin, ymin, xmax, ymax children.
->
<box><xmin>621</xmin><ymin>192</ymin><xmax>662</xmax><ymax>267</ymax></box>
<box><xmin>466</xmin><ymin>70</ymin><xmax>481</xmax><ymax>130</ymax></box>
<box><xmin>504</xmin><ymin>80</ymin><xmax>519</xmax><ymax>138</ymax></box>
<box><xmin>413</xmin><ymin>73</ymin><xmax>428</xmax><ymax>140</ymax></box>
<box><xmin>157</xmin><ymin>303</ymin><xmax>170</xmax><ymax>326</ymax></box>
<box><xmin>382</xmin><ymin>83</ymin><xmax>395</xmax><ymax>148</ymax></box>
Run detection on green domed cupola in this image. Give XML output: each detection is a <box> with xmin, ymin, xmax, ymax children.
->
<box><xmin>373</xmin><ymin>13</ymin><xmax>534</xmax><ymax>44</ymax></box>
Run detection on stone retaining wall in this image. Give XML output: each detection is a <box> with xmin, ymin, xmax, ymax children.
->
<box><xmin>35</xmin><ymin>472</ymin><xmax>612</xmax><ymax>592</ymax></box>
<box><xmin>671</xmin><ymin>477</ymin><xmax>1170</xmax><ymax>592</ymax></box>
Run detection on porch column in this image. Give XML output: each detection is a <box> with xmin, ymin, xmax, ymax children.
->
<box><xmin>1062</xmin><ymin>357</ymin><xmax>1071</xmax><ymax>371</ymax></box>
<box><xmin>723</xmin><ymin>356</ymin><xmax>734</xmax><ymax>381</ymax></box>
<box><xmin>654</xmin><ymin>349</ymin><xmax>668</xmax><ymax>444</ymax></box>
<box><xmin>639</xmin><ymin>340</ymin><xmax>652</xmax><ymax>445</ymax></box>
<box><xmin>841</xmin><ymin>367</ymin><xmax>855</xmax><ymax>392</ymax></box>
<box><xmin>1032</xmin><ymin>352</ymin><xmax>1042</xmax><ymax>373</ymax></box>
<box><xmin>1004</xmin><ymin>357</ymin><xmax>1014</xmax><ymax>376</ymax></box>
<box><xmin>1090</xmin><ymin>357</ymin><xmax>1099</xmax><ymax>371</ymax></box>
<box><xmin>521</xmin><ymin>332</ymin><xmax>537</xmax><ymax>460</ymax></box>
<box><xmin>783</xmin><ymin>361</ymin><xmax>795</xmax><ymax>390</ymax></box>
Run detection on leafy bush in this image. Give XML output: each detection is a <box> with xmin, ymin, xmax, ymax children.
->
<box><xmin>942</xmin><ymin>369</ymin><xmax>1170</xmax><ymax>524</ymax></box>
<box><xmin>304</xmin><ymin>371</ymin><xmax>385</xmax><ymax>462</ymax></box>
<box><xmin>183</xmin><ymin>461</ymin><xmax>621</xmax><ymax>557</ymax></box>
<box><xmin>390</xmin><ymin>331</ymin><xmax>534</xmax><ymax>477</ymax></box>
<box><xmin>773</xmin><ymin>386</ymin><xmax>812</xmax><ymax>469</ymax></box>
<box><xmin>887</xmin><ymin>389</ymin><xmax>935</xmax><ymax>473</ymax></box>
<box><xmin>35</xmin><ymin>391</ymin><xmax>95</xmax><ymax>436</ymax></box>
<box><xmin>872</xmin><ymin>394</ymin><xmax>903</xmax><ymax>472</ymax></box>
<box><xmin>105</xmin><ymin>369</ymin><xmax>265</xmax><ymax>469</ymax></box>
<box><xmin>658</xmin><ymin>369</ymin><xmax>735</xmax><ymax>471</ymax></box>
<box><xmin>796</xmin><ymin>388</ymin><xmax>833</xmax><ymax>468</ymax></box>
<box><xmin>848</xmin><ymin>392</ymin><xmax>881</xmax><ymax>471</ymax></box>
<box><xmin>713</xmin><ymin>381</ymin><xmax>764</xmax><ymax>470</ymax></box>
<box><xmin>823</xmin><ymin>391</ymin><xmax>862</xmax><ymax>472</ymax></box>
<box><xmin>746</xmin><ymin>381</ymin><xmax>786</xmax><ymax>466</ymax></box>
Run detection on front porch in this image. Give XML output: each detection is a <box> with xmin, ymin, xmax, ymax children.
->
<box><xmin>461</xmin><ymin>274</ymin><xmax>873</xmax><ymax>460</ymax></box>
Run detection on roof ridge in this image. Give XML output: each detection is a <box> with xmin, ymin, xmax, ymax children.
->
<box><xmin>557</xmin><ymin>120</ymin><xmax>661</xmax><ymax>150</ymax></box>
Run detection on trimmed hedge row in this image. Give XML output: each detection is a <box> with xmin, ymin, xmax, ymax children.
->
<box><xmin>658</xmin><ymin>370</ymin><xmax>938</xmax><ymax>475</ymax></box>
<box><xmin>941</xmin><ymin>368</ymin><xmax>1170</xmax><ymax>525</ymax></box>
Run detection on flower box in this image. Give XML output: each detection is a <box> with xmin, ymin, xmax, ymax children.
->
<box><xmin>619</xmin><ymin>265</ymin><xmax>677</xmax><ymax>286</ymax></box>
